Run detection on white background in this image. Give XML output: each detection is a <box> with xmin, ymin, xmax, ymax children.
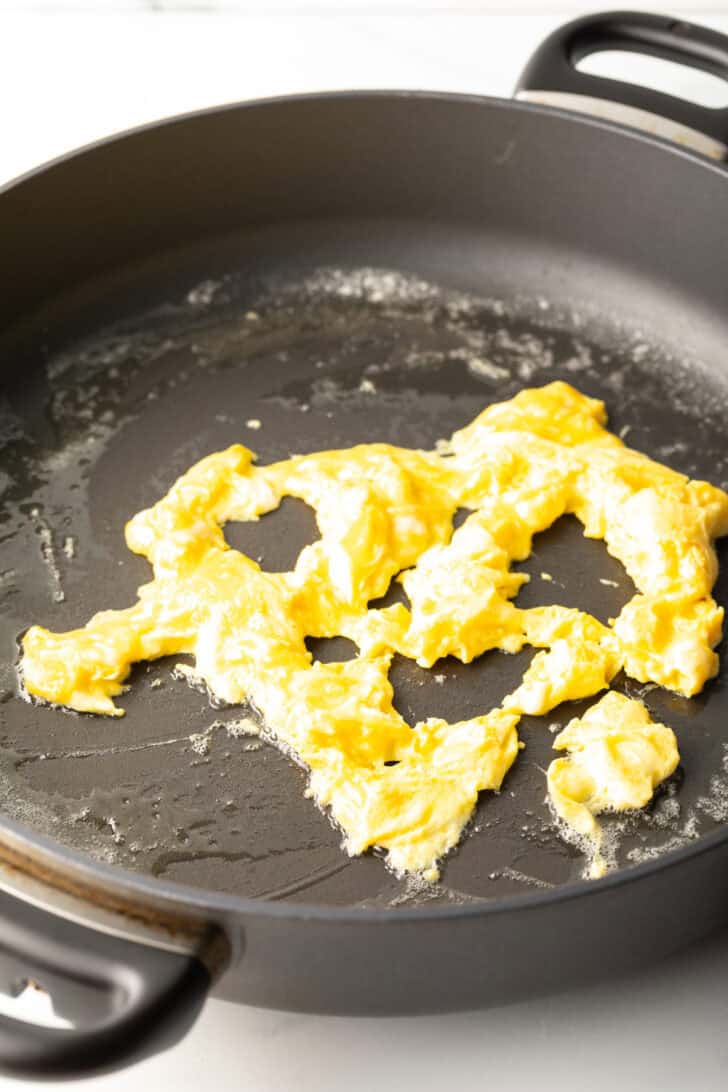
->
<box><xmin>3</xmin><ymin>2</ymin><xmax>728</xmax><ymax>1089</ymax></box>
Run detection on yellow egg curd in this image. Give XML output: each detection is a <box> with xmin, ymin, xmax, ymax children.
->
<box><xmin>19</xmin><ymin>382</ymin><xmax>728</xmax><ymax>880</ymax></box>
<box><xmin>548</xmin><ymin>691</ymin><xmax>680</xmax><ymax>876</ymax></box>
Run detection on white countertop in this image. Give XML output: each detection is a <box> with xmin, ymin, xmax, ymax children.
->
<box><xmin>3</xmin><ymin>4</ymin><xmax>728</xmax><ymax>1090</ymax></box>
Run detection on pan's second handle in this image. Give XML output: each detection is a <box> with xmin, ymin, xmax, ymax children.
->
<box><xmin>0</xmin><ymin>888</ymin><xmax>217</xmax><ymax>1079</ymax></box>
<box><xmin>515</xmin><ymin>10</ymin><xmax>728</xmax><ymax>159</ymax></box>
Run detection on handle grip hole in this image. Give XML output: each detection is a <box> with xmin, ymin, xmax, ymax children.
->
<box><xmin>577</xmin><ymin>50</ymin><xmax>728</xmax><ymax>108</ymax></box>
<box><xmin>0</xmin><ymin>981</ymin><xmax>72</xmax><ymax>1031</ymax></box>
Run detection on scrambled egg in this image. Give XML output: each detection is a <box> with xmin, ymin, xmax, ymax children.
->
<box><xmin>548</xmin><ymin>691</ymin><xmax>680</xmax><ymax>876</ymax></box>
<box><xmin>20</xmin><ymin>382</ymin><xmax>728</xmax><ymax>880</ymax></box>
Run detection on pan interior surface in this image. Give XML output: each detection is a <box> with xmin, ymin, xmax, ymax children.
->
<box><xmin>2</xmin><ymin>218</ymin><xmax>728</xmax><ymax>910</ymax></box>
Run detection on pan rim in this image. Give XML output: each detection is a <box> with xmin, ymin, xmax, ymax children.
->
<box><xmin>1</xmin><ymin>803</ymin><xmax>727</xmax><ymax>924</ymax></box>
<box><xmin>2</xmin><ymin>87</ymin><xmax>728</xmax><ymax>211</ymax></box>
<box><xmin>3</xmin><ymin>86</ymin><xmax>728</xmax><ymax>923</ymax></box>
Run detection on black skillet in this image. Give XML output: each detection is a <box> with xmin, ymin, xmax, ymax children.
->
<box><xmin>2</xmin><ymin>9</ymin><xmax>728</xmax><ymax>1079</ymax></box>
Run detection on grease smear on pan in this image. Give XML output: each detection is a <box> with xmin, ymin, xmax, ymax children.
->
<box><xmin>19</xmin><ymin>380</ymin><xmax>728</xmax><ymax>880</ymax></box>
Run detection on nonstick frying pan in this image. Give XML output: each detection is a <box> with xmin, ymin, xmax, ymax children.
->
<box><xmin>3</xmin><ymin>8</ymin><xmax>728</xmax><ymax>1079</ymax></box>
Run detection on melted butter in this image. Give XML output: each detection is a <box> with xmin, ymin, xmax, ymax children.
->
<box><xmin>20</xmin><ymin>382</ymin><xmax>728</xmax><ymax>879</ymax></box>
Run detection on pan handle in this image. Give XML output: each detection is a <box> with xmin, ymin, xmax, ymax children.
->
<box><xmin>0</xmin><ymin>887</ymin><xmax>217</xmax><ymax>1079</ymax></box>
<box><xmin>515</xmin><ymin>10</ymin><xmax>728</xmax><ymax>160</ymax></box>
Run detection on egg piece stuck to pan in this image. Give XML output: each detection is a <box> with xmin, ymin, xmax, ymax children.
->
<box><xmin>19</xmin><ymin>382</ymin><xmax>728</xmax><ymax>880</ymax></box>
<box><xmin>548</xmin><ymin>692</ymin><xmax>680</xmax><ymax>878</ymax></box>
